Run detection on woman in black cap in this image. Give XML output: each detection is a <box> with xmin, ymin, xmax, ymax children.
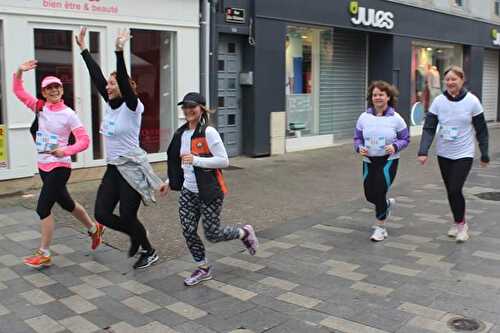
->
<box><xmin>164</xmin><ymin>92</ymin><xmax>259</xmax><ymax>286</ymax></box>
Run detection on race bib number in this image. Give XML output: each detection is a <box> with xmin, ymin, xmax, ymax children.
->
<box><xmin>100</xmin><ymin>119</ymin><xmax>116</xmax><ymax>137</ymax></box>
<box><xmin>35</xmin><ymin>131</ymin><xmax>59</xmax><ymax>153</ymax></box>
<box><xmin>366</xmin><ymin>136</ymin><xmax>386</xmax><ymax>156</ymax></box>
<box><xmin>440</xmin><ymin>125</ymin><xmax>459</xmax><ymax>141</ymax></box>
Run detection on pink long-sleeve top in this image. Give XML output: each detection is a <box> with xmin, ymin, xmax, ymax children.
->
<box><xmin>12</xmin><ymin>73</ymin><xmax>90</xmax><ymax>172</ymax></box>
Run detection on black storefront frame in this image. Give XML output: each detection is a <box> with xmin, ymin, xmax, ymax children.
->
<box><xmin>212</xmin><ymin>0</ymin><xmax>500</xmax><ymax>157</ymax></box>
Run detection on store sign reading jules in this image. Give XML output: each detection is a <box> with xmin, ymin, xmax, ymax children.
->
<box><xmin>349</xmin><ymin>1</ymin><xmax>394</xmax><ymax>30</ymax></box>
<box><xmin>42</xmin><ymin>0</ymin><xmax>119</xmax><ymax>14</ymax></box>
<box><xmin>492</xmin><ymin>29</ymin><xmax>500</xmax><ymax>46</ymax></box>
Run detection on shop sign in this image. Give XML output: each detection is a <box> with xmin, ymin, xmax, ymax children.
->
<box><xmin>492</xmin><ymin>29</ymin><xmax>500</xmax><ymax>46</ymax></box>
<box><xmin>41</xmin><ymin>0</ymin><xmax>119</xmax><ymax>14</ymax></box>
<box><xmin>349</xmin><ymin>1</ymin><xmax>394</xmax><ymax>30</ymax></box>
<box><xmin>0</xmin><ymin>125</ymin><xmax>7</xmax><ymax>169</ymax></box>
<box><xmin>225</xmin><ymin>7</ymin><xmax>245</xmax><ymax>24</ymax></box>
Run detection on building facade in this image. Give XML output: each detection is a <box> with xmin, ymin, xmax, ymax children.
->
<box><xmin>210</xmin><ymin>0</ymin><xmax>500</xmax><ymax>157</ymax></box>
<box><xmin>0</xmin><ymin>0</ymin><xmax>199</xmax><ymax>181</ymax></box>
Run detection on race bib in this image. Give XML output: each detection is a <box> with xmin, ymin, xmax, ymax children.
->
<box><xmin>100</xmin><ymin>119</ymin><xmax>116</xmax><ymax>137</ymax></box>
<box><xmin>35</xmin><ymin>131</ymin><xmax>59</xmax><ymax>153</ymax></box>
<box><xmin>366</xmin><ymin>136</ymin><xmax>386</xmax><ymax>156</ymax></box>
<box><xmin>440</xmin><ymin>125</ymin><xmax>459</xmax><ymax>141</ymax></box>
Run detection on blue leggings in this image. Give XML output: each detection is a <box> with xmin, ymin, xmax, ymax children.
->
<box><xmin>363</xmin><ymin>157</ymin><xmax>399</xmax><ymax>221</ymax></box>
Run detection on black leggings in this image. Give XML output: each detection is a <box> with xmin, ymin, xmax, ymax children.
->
<box><xmin>94</xmin><ymin>165</ymin><xmax>152</xmax><ymax>252</ymax></box>
<box><xmin>437</xmin><ymin>156</ymin><xmax>473</xmax><ymax>223</ymax></box>
<box><xmin>363</xmin><ymin>157</ymin><xmax>399</xmax><ymax>221</ymax></box>
<box><xmin>37</xmin><ymin>167</ymin><xmax>76</xmax><ymax>220</ymax></box>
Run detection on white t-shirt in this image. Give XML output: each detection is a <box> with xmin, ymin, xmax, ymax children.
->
<box><xmin>180</xmin><ymin>126</ymin><xmax>228</xmax><ymax>193</ymax></box>
<box><xmin>101</xmin><ymin>101</ymin><xmax>144</xmax><ymax>161</ymax></box>
<box><xmin>429</xmin><ymin>93</ymin><xmax>483</xmax><ymax>160</ymax></box>
<box><xmin>37</xmin><ymin>106</ymin><xmax>82</xmax><ymax>165</ymax></box>
<box><xmin>355</xmin><ymin>111</ymin><xmax>408</xmax><ymax>162</ymax></box>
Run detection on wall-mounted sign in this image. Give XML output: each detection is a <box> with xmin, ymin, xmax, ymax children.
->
<box><xmin>225</xmin><ymin>7</ymin><xmax>245</xmax><ymax>24</ymax></box>
<box><xmin>349</xmin><ymin>1</ymin><xmax>394</xmax><ymax>30</ymax></box>
<box><xmin>0</xmin><ymin>125</ymin><xmax>7</xmax><ymax>169</ymax></box>
<box><xmin>492</xmin><ymin>29</ymin><xmax>500</xmax><ymax>46</ymax></box>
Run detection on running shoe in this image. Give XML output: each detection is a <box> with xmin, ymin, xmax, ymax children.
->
<box><xmin>24</xmin><ymin>250</ymin><xmax>52</xmax><ymax>268</ymax></box>
<box><xmin>241</xmin><ymin>224</ymin><xmax>259</xmax><ymax>256</ymax></box>
<box><xmin>447</xmin><ymin>224</ymin><xmax>459</xmax><ymax>238</ymax></box>
<box><xmin>89</xmin><ymin>223</ymin><xmax>105</xmax><ymax>250</ymax></box>
<box><xmin>370</xmin><ymin>226</ymin><xmax>388</xmax><ymax>242</ymax></box>
<box><xmin>133</xmin><ymin>249</ymin><xmax>159</xmax><ymax>269</ymax></box>
<box><xmin>184</xmin><ymin>266</ymin><xmax>213</xmax><ymax>286</ymax></box>
<box><xmin>456</xmin><ymin>223</ymin><xmax>469</xmax><ymax>243</ymax></box>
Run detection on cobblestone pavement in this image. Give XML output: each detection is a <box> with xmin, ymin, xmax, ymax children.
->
<box><xmin>1</xmin><ymin>129</ymin><xmax>500</xmax><ymax>332</ymax></box>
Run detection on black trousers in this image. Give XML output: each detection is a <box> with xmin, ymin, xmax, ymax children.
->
<box><xmin>94</xmin><ymin>165</ymin><xmax>152</xmax><ymax>252</ymax></box>
<box><xmin>437</xmin><ymin>156</ymin><xmax>473</xmax><ymax>223</ymax></box>
<box><xmin>37</xmin><ymin>167</ymin><xmax>76</xmax><ymax>220</ymax></box>
<box><xmin>363</xmin><ymin>157</ymin><xmax>399</xmax><ymax>221</ymax></box>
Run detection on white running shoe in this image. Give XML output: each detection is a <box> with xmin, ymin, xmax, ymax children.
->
<box><xmin>447</xmin><ymin>225</ymin><xmax>459</xmax><ymax>238</ymax></box>
<box><xmin>456</xmin><ymin>223</ymin><xmax>469</xmax><ymax>243</ymax></box>
<box><xmin>370</xmin><ymin>226</ymin><xmax>388</xmax><ymax>242</ymax></box>
<box><xmin>386</xmin><ymin>198</ymin><xmax>396</xmax><ymax>219</ymax></box>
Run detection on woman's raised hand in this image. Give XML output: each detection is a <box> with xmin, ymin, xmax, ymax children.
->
<box><xmin>115</xmin><ymin>28</ymin><xmax>132</xmax><ymax>51</ymax></box>
<box><xmin>18</xmin><ymin>60</ymin><xmax>38</xmax><ymax>72</ymax></box>
<box><xmin>75</xmin><ymin>27</ymin><xmax>87</xmax><ymax>51</ymax></box>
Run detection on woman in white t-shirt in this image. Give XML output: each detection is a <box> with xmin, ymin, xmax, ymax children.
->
<box><xmin>354</xmin><ymin>81</ymin><xmax>410</xmax><ymax>242</ymax></box>
<box><xmin>418</xmin><ymin>66</ymin><xmax>489</xmax><ymax>243</ymax></box>
<box><xmin>77</xmin><ymin>28</ymin><xmax>166</xmax><ymax>270</ymax></box>
<box><xmin>164</xmin><ymin>92</ymin><xmax>259</xmax><ymax>286</ymax></box>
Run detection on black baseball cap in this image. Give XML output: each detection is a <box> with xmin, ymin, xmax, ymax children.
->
<box><xmin>177</xmin><ymin>92</ymin><xmax>206</xmax><ymax>107</ymax></box>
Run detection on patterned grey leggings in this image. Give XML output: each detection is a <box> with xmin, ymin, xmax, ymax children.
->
<box><xmin>179</xmin><ymin>188</ymin><xmax>241</xmax><ymax>263</ymax></box>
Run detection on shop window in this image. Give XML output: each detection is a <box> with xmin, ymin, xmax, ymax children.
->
<box><xmin>228</xmin><ymin>42</ymin><xmax>236</xmax><ymax>53</ymax></box>
<box><xmin>131</xmin><ymin>29</ymin><xmax>175</xmax><ymax>154</ymax></box>
<box><xmin>285</xmin><ymin>26</ymin><xmax>333</xmax><ymax>138</ymax></box>
<box><xmin>453</xmin><ymin>0</ymin><xmax>464</xmax><ymax>7</ymax></box>
<box><xmin>496</xmin><ymin>0</ymin><xmax>500</xmax><ymax>16</ymax></box>
<box><xmin>228</xmin><ymin>114</ymin><xmax>236</xmax><ymax>125</ymax></box>
<box><xmin>410</xmin><ymin>41</ymin><xmax>463</xmax><ymax>127</ymax></box>
<box><xmin>218</xmin><ymin>60</ymin><xmax>225</xmax><ymax>71</ymax></box>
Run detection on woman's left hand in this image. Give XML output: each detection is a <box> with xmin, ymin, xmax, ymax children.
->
<box><xmin>50</xmin><ymin>148</ymin><xmax>66</xmax><ymax>158</ymax></box>
<box><xmin>384</xmin><ymin>145</ymin><xmax>396</xmax><ymax>155</ymax></box>
<box><xmin>181</xmin><ymin>154</ymin><xmax>194</xmax><ymax>165</ymax></box>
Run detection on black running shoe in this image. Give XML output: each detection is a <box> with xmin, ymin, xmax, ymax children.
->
<box><xmin>133</xmin><ymin>249</ymin><xmax>159</xmax><ymax>269</ymax></box>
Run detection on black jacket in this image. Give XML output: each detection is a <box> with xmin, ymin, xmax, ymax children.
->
<box><xmin>167</xmin><ymin>123</ymin><xmax>227</xmax><ymax>203</ymax></box>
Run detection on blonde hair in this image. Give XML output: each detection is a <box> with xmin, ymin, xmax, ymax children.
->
<box><xmin>200</xmin><ymin>105</ymin><xmax>215</xmax><ymax>125</ymax></box>
<box><xmin>444</xmin><ymin>66</ymin><xmax>465</xmax><ymax>80</ymax></box>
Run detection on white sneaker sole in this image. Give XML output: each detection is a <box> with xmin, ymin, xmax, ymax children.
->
<box><xmin>456</xmin><ymin>235</ymin><xmax>469</xmax><ymax>243</ymax></box>
<box><xmin>184</xmin><ymin>275</ymin><xmax>213</xmax><ymax>287</ymax></box>
<box><xmin>135</xmin><ymin>255</ymin><xmax>159</xmax><ymax>270</ymax></box>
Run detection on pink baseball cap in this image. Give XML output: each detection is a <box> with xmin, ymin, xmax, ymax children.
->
<box><xmin>41</xmin><ymin>76</ymin><xmax>63</xmax><ymax>89</ymax></box>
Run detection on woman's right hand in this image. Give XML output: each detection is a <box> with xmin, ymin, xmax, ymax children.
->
<box><xmin>417</xmin><ymin>155</ymin><xmax>428</xmax><ymax>165</ymax></box>
<box><xmin>75</xmin><ymin>27</ymin><xmax>87</xmax><ymax>51</ymax></box>
<box><xmin>18</xmin><ymin>60</ymin><xmax>37</xmax><ymax>73</ymax></box>
<box><xmin>359</xmin><ymin>147</ymin><xmax>369</xmax><ymax>156</ymax></box>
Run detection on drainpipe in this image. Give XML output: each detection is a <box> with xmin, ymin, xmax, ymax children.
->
<box><xmin>200</xmin><ymin>0</ymin><xmax>210</xmax><ymax>106</ymax></box>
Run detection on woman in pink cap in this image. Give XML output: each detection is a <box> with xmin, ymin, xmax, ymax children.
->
<box><xmin>13</xmin><ymin>60</ymin><xmax>104</xmax><ymax>268</ymax></box>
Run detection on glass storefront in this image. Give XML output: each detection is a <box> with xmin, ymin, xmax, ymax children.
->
<box><xmin>285</xmin><ymin>26</ymin><xmax>333</xmax><ymax>138</ymax></box>
<box><xmin>131</xmin><ymin>29</ymin><xmax>175</xmax><ymax>154</ymax></box>
<box><xmin>410</xmin><ymin>41</ymin><xmax>463</xmax><ymax>126</ymax></box>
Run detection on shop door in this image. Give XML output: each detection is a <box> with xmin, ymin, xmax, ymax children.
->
<box><xmin>217</xmin><ymin>35</ymin><xmax>243</xmax><ymax>157</ymax></box>
<box><xmin>32</xmin><ymin>25</ymin><xmax>106</xmax><ymax>168</ymax></box>
<box><xmin>482</xmin><ymin>49</ymin><xmax>499</xmax><ymax>122</ymax></box>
